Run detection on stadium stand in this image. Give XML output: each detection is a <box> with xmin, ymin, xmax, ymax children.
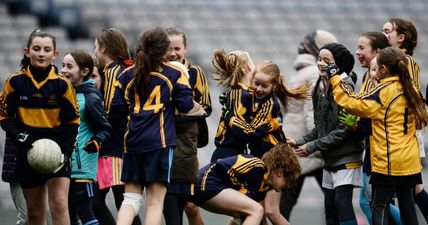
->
<box><xmin>1</xmin><ymin>0</ymin><xmax>427</xmax><ymax>84</ymax></box>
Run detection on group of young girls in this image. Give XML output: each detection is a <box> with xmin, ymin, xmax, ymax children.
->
<box><xmin>0</xmin><ymin>16</ymin><xmax>427</xmax><ymax>225</ymax></box>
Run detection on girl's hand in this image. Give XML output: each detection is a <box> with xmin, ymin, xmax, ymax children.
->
<box><xmin>294</xmin><ymin>144</ymin><xmax>310</xmax><ymax>157</ymax></box>
<box><xmin>286</xmin><ymin>136</ymin><xmax>297</xmax><ymax>146</ymax></box>
<box><xmin>338</xmin><ymin>109</ymin><xmax>358</xmax><ymax>128</ymax></box>
<box><xmin>321</xmin><ymin>63</ymin><xmax>340</xmax><ymax>79</ymax></box>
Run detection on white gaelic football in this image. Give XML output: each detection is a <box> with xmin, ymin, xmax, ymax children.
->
<box><xmin>27</xmin><ymin>138</ymin><xmax>64</xmax><ymax>174</ymax></box>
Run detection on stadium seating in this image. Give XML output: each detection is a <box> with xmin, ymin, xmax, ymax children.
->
<box><xmin>0</xmin><ymin>0</ymin><xmax>427</xmax><ymax>88</ymax></box>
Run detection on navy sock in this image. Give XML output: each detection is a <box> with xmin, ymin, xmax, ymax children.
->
<box><xmin>340</xmin><ymin>219</ymin><xmax>357</xmax><ymax>225</ymax></box>
<box><xmin>415</xmin><ymin>189</ymin><xmax>428</xmax><ymax>222</ymax></box>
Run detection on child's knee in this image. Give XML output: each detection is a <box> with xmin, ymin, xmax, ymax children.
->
<box><xmin>122</xmin><ymin>192</ymin><xmax>143</xmax><ymax>214</ymax></box>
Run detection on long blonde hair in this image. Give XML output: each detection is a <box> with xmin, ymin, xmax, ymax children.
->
<box><xmin>212</xmin><ymin>49</ymin><xmax>253</xmax><ymax>88</ymax></box>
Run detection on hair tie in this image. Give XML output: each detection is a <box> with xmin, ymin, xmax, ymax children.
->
<box><xmin>123</xmin><ymin>59</ymin><xmax>134</xmax><ymax>67</ymax></box>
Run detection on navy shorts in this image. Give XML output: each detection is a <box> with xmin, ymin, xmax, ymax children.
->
<box><xmin>16</xmin><ymin>150</ymin><xmax>71</xmax><ymax>188</ymax></box>
<box><xmin>188</xmin><ymin>189</ymin><xmax>221</xmax><ymax>207</ymax></box>
<box><xmin>121</xmin><ymin>147</ymin><xmax>173</xmax><ymax>186</ymax></box>
<box><xmin>210</xmin><ymin>146</ymin><xmax>246</xmax><ymax>162</ymax></box>
<box><xmin>69</xmin><ymin>180</ymin><xmax>95</xmax><ymax>203</ymax></box>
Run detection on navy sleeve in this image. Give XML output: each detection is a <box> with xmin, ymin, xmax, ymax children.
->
<box><xmin>85</xmin><ymin>92</ymin><xmax>111</xmax><ymax>143</ymax></box>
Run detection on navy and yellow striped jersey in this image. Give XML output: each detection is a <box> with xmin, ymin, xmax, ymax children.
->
<box><xmin>102</xmin><ymin>61</ymin><xmax>128</xmax><ymax>114</ymax></box>
<box><xmin>359</xmin><ymin>71</ymin><xmax>375</xmax><ymax>94</ymax></box>
<box><xmin>214</xmin><ymin>83</ymin><xmax>256</xmax><ymax>151</ymax></box>
<box><xmin>183</xmin><ymin>59</ymin><xmax>212</xmax><ymax>116</ymax></box>
<box><xmin>215</xmin><ymin>84</ymin><xmax>284</xmax><ymax>156</ymax></box>
<box><xmin>0</xmin><ymin>66</ymin><xmax>79</xmax><ymax>139</ymax></box>
<box><xmin>117</xmin><ymin>62</ymin><xmax>194</xmax><ymax>153</ymax></box>
<box><xmin>99</xmin><ymin>61</ymin><xmax>129</xmax><ymax>157</ymax></box>
<box><xmin>248</xmin><ymin>94</ymin><xmax>286</xmax><ymax>157</ymax></box>
<box><xmin>194</xmin><ymin>154</ymin><xmax>271</xmax><ymax>202</ymax></box>
<box><xmin>360</xmin><ymin>52</ymin><xmax>420</xmax><ymax>93</ymax></box>
<box><xmin>403</xmin><ymin>50</ymin><xmax>420</xmax><ymax>91</ymax></box>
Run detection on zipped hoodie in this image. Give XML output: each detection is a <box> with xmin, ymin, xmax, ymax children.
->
<box><xmin>297</xmin><ymin>75</ymin><xmax>363</xmax><ymax>167</ymax></box>
<box><xmin>71</xmin><ymin>79</ymin><xmax>111</xmax><ymax>181</ymax></box>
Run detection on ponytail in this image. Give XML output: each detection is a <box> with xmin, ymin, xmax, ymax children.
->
<box><xmin>396</xmin><ymin>59</ymin><xmax>427</xmax><ymax>129</ymax></box>
<box><xmin>378</xmin><ymin>47</ymin><xmax>427</xmax><ymax>129</ymax></box>
<box><xmin>275</xmin><ymin>75</ymin><xmax>310</xmax><ymax>107</ymax></box>
<box><xmin>134</xmin><ymin>48</ymin><xmax>153</xmax><ymax>102</ymax></box>
<box><xmin>254</xmin><ymin>60</ymin><xmax>310</xmax><ymax>107</ymax></box>
<box><xmin>211</xmin><ymin>49</ymin><xmax>250</xmax><ymax>88</ymax></box>
<box><xmin>133</xmin><ymin>27</ymin><xmax>170</xmax><ymax>104</ymax></box>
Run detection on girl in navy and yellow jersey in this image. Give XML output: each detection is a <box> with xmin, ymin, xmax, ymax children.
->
<box><xmin>61</xmin><ymin>49</ymin><xmax>112</xmax><ymax>225</ymax></box>
<box><xmin>382</xmin><ymin>18</ymin><xmax>420</xmax><ymax>90</ymax></box>
<box><xmin>188</xmin><ymin>144</ymin><xmax>300</xmax><ymax>225</ymax></box>
<box><xmin>0</xmin><ymin>29</ymin><xmax>80</xmax><ymax>225</ymax></box>
<box><xmin>382</xmin><ymin>18</ymin><xmax>428</xmax><ymax>222</ymax></box>
<box><xmin>92</xmin><ymin>27</ymin><xmax>142</xmax><ymax>225</ymax></box>
<box><xmin>237</xmin><ymin>60</ymin><xmax>308</xmax><ymax>225</ymax></box>
<box><xmin>328</xmin><ymin>46</ymin><xmax>428</xmax><ymax>225</ymax></box>
<box><xmin>211</xmin><ymin>49</ymin><xmax>256</xmax><ymax>161</ymax></box>
<box><xmin>212</xmin><ymin>54</ymin><xmax>307</xmax><ymax>224</ymax></box>
<box><xmin>164</xmin><ymin>27</ymin><xmax>211</xmax><ymax>225</ymax></box>
<box><xmin>247</xmin><ymin>60</ymin><xmax>308</xmax><ymax>158</ymax></box>
<box><xmin>115</xmin><ymin>27</ymin><xmax>196</xmax><ymax>225</ymax></box>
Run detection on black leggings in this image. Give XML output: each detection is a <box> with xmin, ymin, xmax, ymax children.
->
<box><xmin>92</xmin><ymin>184</ymin><xmax>142</xmax><ymax>225</ymax></box>
<box><xmin>69</xmin><ymin>197</ymin><xmax>98</xmax><ymax>225</ymax></box>
<box><xmin>163</xmin><ymin>193</ymin><xmax>187</xmax><ymax>225</ymax></box>
<box><xmin>372</xmin><ymin>185</ymin><xmax>418</xmax><ymax>225</ymax></box>
<box><xmin>323</xmin><ymin>185</ymin><xmax>356</xmax><ymax>225</ymax></box>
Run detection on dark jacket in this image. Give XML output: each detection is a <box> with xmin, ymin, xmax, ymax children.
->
<box><xmin>1</xmin><ymin>135</ymin><xmax>18</xmax><ymax>182</ymax></box>
<box><xmin>74</xmin><ymin>80</ymin><xmax>111</xmax><ymax>143</ymax></box>
<box><xmin>297</xmin><ymin>75</ymin><xmax>363</xmax><ymax>167</ymax></box>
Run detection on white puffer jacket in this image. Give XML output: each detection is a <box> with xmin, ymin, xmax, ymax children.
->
<box><xmin>283</xmin><ymin>54</ymin><xmax>323</xmax><ymax>175</ymax></box>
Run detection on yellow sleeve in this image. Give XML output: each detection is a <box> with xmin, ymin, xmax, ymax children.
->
<box><xmin>330</xmin><ymin>76</ymin><xmax>381</xmax><ymax>119</ymax></box>
<box><xmin>193</xmin><ymin>66</ymin><xmax>212</xmax><ymax>110</ymax></box>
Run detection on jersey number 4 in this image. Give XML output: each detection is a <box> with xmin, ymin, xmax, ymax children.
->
<box><xmin>143</xmin><ymin>85</ymin><xmax>164</xmax><ymax>113</ymax></box>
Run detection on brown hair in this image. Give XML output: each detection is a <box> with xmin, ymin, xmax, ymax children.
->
<box><xmin>133</xmin><ymin>27</ymin><xmax>170</xmax><ymax>103</ymax></box>
<box><xmin>68</xmin><ymin>49</ymin><xmax>94</xmax><ymax>81</ymax></box>
<box><xmin>252</xmin><ymin>60</ymin><xmax>310</xmax><ymax>107</ymax></box>
<box><xmin>21</xmin><ymin>29</ymin><xmax>56</xmax><ymax>69</ymax></box>
<box><xmin>378</xmin><ymin>47</ymin><xmax>427</xmax><ymax>129</ymax></box>
<box><xmin>96</xmin><ymin>27</ymin><xmax>131</xmax><ymax>61</ymax></box>
<box><xmin>165</xmin><ymin>27</ymin><xmax>187</xmax><ymax>47</ymax></box>
<box><xmin>388</xmin><ymin>18</ymin><xmax>418</xmax><ymax>56</ymax></box>
<box><xmin>261</xmin><ymin>144</ymin><xmax>301</xmax><ymax>188</ymax></box>
<box><xmin>361</xmin><ymin>31</ymin><xmax>390</xmax><ymax>51</ymax></box>
<box><xmin>212</xmin><ymin>49</ymin><xmax>252</xmax><ymax>88</ymax></box>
